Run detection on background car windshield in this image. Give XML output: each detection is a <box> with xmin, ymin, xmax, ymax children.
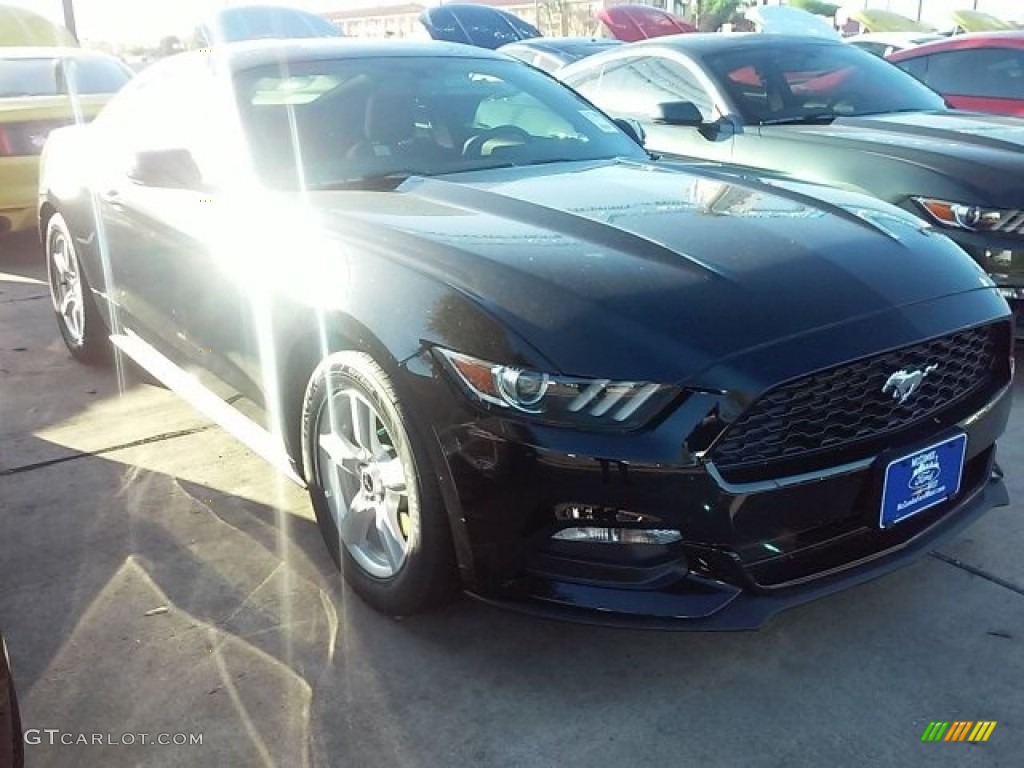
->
<box><xmin>551</xmin><ymin>40</ymin><xmax>621</xmax><ymax>61</ymax></box>
<box><xmin>198</xmin><ymin>6</ymin><xmax>343</xmax><ymax>43</ymax></box>
<box><xmin>0</xmin><ymin>56</ymin><xmax>131</xmax><ymax>97</ymax></box>
<box><xmin>705</xmin><ymin>43</ymin><xmax>947</xmax><ymax>122</ymax></box>
<box><xmin>234</xmin><ymin>55</ymin><xmax>646</xmax><ymax>188</ymax></box>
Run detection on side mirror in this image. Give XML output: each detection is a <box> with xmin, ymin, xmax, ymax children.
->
<box><xmin>652</xmin><ymin>101</ymin><xmax>705</xmax><ymax>127</ymax></box>
<box><xmin>129</xmin><ymin>148</ymin><xmax>203</xmax><ymax>189</ymax></box>
<box><xmin>613</xmin><ymin>117</ymin><xmax>646</xmax><ymax>146</ymax></box>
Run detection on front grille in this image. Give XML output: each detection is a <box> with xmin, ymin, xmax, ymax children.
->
<box><xmin>989</xmin><ymin>211</ymin><xmax>1024</xmax><ymax>235</ymax></box>
<box><xmin>711</xmin><ymin>323</ymin><xmax>1005</xmax><ymax>477</ymax></box>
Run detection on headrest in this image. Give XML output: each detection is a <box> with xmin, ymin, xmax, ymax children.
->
<box><xmin>363</xmin><ymin>92</ymin><xmax>415</xmax><ymax>145</ymax></box>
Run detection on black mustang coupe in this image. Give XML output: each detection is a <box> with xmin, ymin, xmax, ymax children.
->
<box><xmin>558</xmin><ymin>33</ymin><xmax>1024</xmax><ymax>338</ymax></box>
<box><xmin>38</xmin><ymin>40</ymin><xmax>1013</xmax><ymax>628</ymax></box>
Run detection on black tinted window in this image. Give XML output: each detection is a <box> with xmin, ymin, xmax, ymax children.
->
<box><xmin>921</xmin><ymin>48</ymin><xmax>1024</xmax><ymax>99</ymax></box>
<box><xmin>0</xmin><ymin>56</ymin><xmax>131</xmax><ymax>97</ymax></box>
<box><xmin>706</xmin><ymin>42</ymin><xmax>947</xmax><ymax>121</ymax></box>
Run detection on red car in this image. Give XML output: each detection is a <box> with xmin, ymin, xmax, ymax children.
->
<box><xmin>888</xmin><ymin>31</ymin><xmax>1024</xmax><ymax>117</ymax></box>
<box><xmin>596</xmin><ymin>4</ymin><xmax>695</xmax><ymax>42</ymax></box>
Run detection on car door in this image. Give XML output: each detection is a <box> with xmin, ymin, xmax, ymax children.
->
<box><xmin>89</xmin><ymin>62</ymin><xmax>205</xmax><ymax>347</ymax></box>
<box><xmin>134</xmin><ymin>63</ymin><xmax>274</xmax><ymax>409</ymax></box>
<box><xmin>93</xmin><ymin>56</ymin><xmax>266</xmax><ymax>405</ymax></box>
<box><xmin>566</xmin><ymin>53</ymin><xmax>734</xmax><ymax>163</ymax></box>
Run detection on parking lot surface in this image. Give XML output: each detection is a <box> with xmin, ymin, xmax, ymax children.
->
<box><xmin>2</xmin><ymin>232</ymin><xmax>1022</xmax><ymax>767</ymax></box>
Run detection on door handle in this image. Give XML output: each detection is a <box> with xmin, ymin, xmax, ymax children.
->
<box><xmin>99</xmin><ymin>188</ymin><xmax>125</xmax><ymax>208</ymax></box>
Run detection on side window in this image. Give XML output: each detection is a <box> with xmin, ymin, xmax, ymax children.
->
<box><xmin>572</xmin><ymin>56</ymin><xmax>714</xmax><ymax>120</ymax></box>
<box><xmin>95</xmin><ymin>73</ymin><xmax>186</xmax><ymax>177</ymax></box>
<box><xmin>925</xmin><ymin>48</ymin><xmax>1024</xmax><ymax>99</ymax></box>
<box><xmin>894</xmin><ymin>55</ymin><xmax>929</xmax><ymax>84</ymax></box>
<box><xmin>96</xmin><ymin>59</ymin><xmax>241</xmax><ymax>189</ymax></box>
<box><xmin>177</xmin><ymin>77</ymin><xmax>245</xmax><ymax>189</ymax></box>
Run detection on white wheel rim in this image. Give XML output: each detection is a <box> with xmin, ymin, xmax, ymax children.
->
<box><xmin>48</xmin><ymin>227</ymin><xmax>85</xmax><ymax>344</ymax></box>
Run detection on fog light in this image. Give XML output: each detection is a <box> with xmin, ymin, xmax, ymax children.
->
<box><xmin>551</xmin><ymin>526</ymin><xmax>682</xmax><ymax>545</ymax></box>
<box><xmin>997</xmin><ymin>286</ymin><xmax>1024</xmax><ymax>300</ymax></box>
<box><xmin>985</xmin><ymin>249</ymin><xmax>1014</xmax><ymax>267</ymax></box>
<box><xmin>553</xmin><ymin>503</ymin><xmax>662</xmax><ymax>525</ymax></box>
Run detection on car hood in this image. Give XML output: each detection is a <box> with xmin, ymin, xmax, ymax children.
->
<box><xmin>767</xmin><ymin>110</ymin><xmax>1024</xmax><ymax>200</ymax></box>
<box><xmin>312</xmin><ymin>160</ymin><xmax>994</xmax><ymax>384</ymax></box>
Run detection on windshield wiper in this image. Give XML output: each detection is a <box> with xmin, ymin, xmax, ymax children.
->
<box><xmin>758</xmin><ymin>111</ymin><xmax>838</xmax><ymax>126</ymax></box>
<box><xmin>467</xmin><ymin>157</ymin><xmax>606</xmax><ymax>172</ymax></box>
<box><xmin>309</xmin><ymin>171</ymin><xmax>427</xmax><ymax>191</ymax></box>
<box><xmin>856</xmin><ymin>108</ymin><xmax>930</xmax><ymax>116</ymax></box>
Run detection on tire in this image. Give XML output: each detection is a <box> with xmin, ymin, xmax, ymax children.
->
<box><xmin>0</xmin><ymin>634</ymin><xmax>23</xmax><ymax>768</ymax></box>
<box><xmin>45</xmin><ymin>212</ymin><xmax>109</xmax><ymax>365</ymax></box>
<box><xmin>301</xmin><ymin>351</ymin><xmax>457</xmax><ymax>616</ymax></box>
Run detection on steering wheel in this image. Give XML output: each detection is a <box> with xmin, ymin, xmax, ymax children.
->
<box><xmin>463</xmin><ymin>125</ymin><xmax>532</xmax><ymax>158</ymax></box>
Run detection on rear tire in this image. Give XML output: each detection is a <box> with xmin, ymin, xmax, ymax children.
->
<box><xmin>301</xmin><ymin>351</ymin><xmax>457</xmax><ymax>616</ymax></box>
<box><xmin>45</xmin><ymin>213</ymin><xmax>109</xmax><ymax>365</ymax></box>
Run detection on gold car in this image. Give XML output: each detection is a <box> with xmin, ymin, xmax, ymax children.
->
<box><xmin>1</xmin><ymin>47</ymin><xmax>131</xmax><ymax>234</ymax></box>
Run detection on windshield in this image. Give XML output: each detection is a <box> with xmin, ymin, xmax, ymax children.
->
<box><xmin>704</xmin><ymin>42</ymin><xmax>947</xmax><ymax>124</ymax></box>
<box><xmin>234</xmin><ymin>55</ymin><xmax>646</xmax><ymax>189</ymax></box>
<box><xmin>0</xmin><ymin>56</ymin><xmax>131</xmax><ymax>97</ymax></box>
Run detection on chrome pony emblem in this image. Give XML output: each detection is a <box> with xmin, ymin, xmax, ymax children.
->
<box><xmin>882</xmin><ymin>365</ymin><xmax>938</xmax><ymax>404</ymax></box>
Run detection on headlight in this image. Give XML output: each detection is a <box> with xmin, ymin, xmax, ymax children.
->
<box><xmin>913</xmin><ymin>198</ymin><xmax>1021</xmax><ymax>232</ymax></box>
<box><xmin>435</xmin><ymin>349</ymin><xmax>680</xmax><ymax>429</ymax></box>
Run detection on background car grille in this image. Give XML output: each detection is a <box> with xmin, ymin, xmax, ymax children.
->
<box><xmin>711</xmin><ymin>323</ymin><xmax>1005</xmax><ymax>478</ymax></box>
<box><xmin>989</xmin><ymin>210</ymin><xmax>1024</xmax><ymax>235</ymax></box>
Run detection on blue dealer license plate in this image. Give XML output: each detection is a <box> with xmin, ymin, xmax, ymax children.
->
<box><xmin>880</xmin><ymin>433</ymin><xmax>967</xmax><ymax>528</ymax></box>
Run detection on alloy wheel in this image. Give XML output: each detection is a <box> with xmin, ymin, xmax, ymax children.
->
<box><xmin>315</xmin><ymin>386</ymin><xmax>412</xmax><ymax>579</ymax></box>
<box><xmin>48</xmin><ymin>227</ymin><xmax>85</xmax><ymax>344</ymax></box>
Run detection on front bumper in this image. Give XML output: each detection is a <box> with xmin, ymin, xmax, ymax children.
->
<box><xmin>471</xmin><ymin>457</ymin><xmax>1007</xmax><ymax>630</ymax></box>
<box><xmin>431</xmin><ymin>314</ymin><xmax>1014</xmax><ymax>630</ymax></box>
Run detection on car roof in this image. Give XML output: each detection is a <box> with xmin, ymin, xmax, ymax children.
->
<box><xmin>0</xmin><ymin>46</ymin><xmax>117</xmax><ymax>60</ymax></box>
<box><xmin>194</xmin><ymin>37</ymin><xmax>506</xmax><ymax>71</ymax></box>
<box><xmin>846</xmin><ymin>32</ymin><xmax>943</xmax><ymax>45</ymax></box>
<box><xmin>888</xmin><ymin>30</ymin><xmax>1024</xmax><ymax>59</ymax></box>
<box><xmin>622</xmin><ymin>32</ymin><xmax>846</xmax><ymax>55</ymax></box>
<box><xmin>502</xmin><ymin>37</ymin><xmax>619</xmax><ymax>52</ymax></box>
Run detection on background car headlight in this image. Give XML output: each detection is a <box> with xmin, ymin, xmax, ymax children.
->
<box><xmin>435</xmin><ymin>349</ymin><xmax>680</xmax><ymax>429</ymax></box>
<box><xmin>913</xmin><ymin>198</ymin><xmax>1019</xmax><ymax>232</ymax></box>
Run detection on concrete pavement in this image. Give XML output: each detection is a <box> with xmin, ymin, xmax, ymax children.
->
<box><xmin>1</xmin><ymin>231</ymin><xmax>1022</xmax><ymax>767</ymax></box>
